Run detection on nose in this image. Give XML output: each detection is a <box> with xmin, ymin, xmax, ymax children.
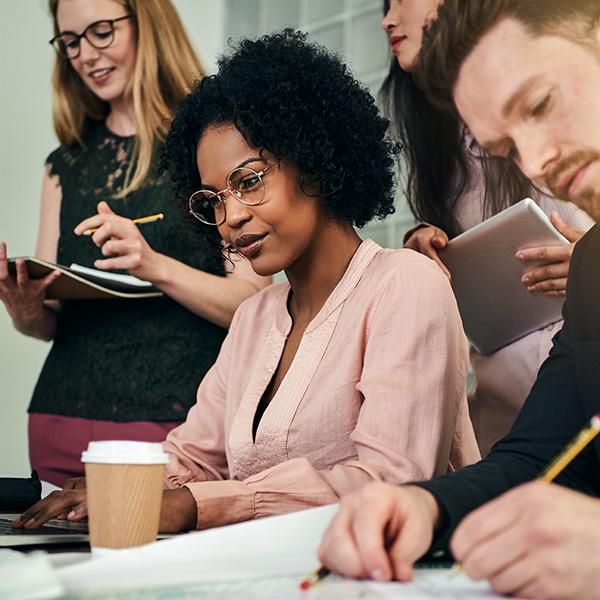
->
<box><xmin>223</xmin><ymin>191</ymin><xmax>253</xmax><ymax>229</ymax></box>
<box><xmin>77</xmin><ymin>37</ymin><xmax>101</xmax><ymax>63</ymax></box>
<box><xmin>381</xmin><ymin>4</ymin><xmax>398</xmax><ymax>33</ymax></box>
<box><xmin>514</xmin><ymin>130</ymin><xmax>560</xmax><ymax>184</ymax></box>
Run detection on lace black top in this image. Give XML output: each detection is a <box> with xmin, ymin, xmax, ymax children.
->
<box><xmin>29</xmin><ymin>120</ymin><xmax>227</xmax><ymax>422</ymax></box>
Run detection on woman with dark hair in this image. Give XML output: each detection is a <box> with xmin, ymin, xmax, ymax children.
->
<box><xmin>15</xmin><ymin>29</ymin><xmax>479</xmax><ymax>533</ymax></box>
<box><xmin>380</xmin><ymin>0</ymin><xmax>594</xmax><ymax>455</ymax></box>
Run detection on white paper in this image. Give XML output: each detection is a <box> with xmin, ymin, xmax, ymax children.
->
<box><xmin>69</xmin><ymin>263</ymin><xmax>154</xmax><ymax>288</ymax></box>
<box><xmin>57</xmin><ymin>504</ymin><xmax>339</xmax><ymax>596</ymax></box>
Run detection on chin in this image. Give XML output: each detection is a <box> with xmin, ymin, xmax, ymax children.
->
<box><xmin>246</xmin><ymin>254</ymin><xmax>287</xmax><ymax>278</ymax></box>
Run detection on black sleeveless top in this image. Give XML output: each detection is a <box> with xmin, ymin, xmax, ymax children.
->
<box><xmin>29</xmin><ymin>121</ymin><xmax>227</xmax><ymax>422</ymax></box>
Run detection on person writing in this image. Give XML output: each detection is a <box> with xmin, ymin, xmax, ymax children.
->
<box><xmin>319</xmin><ymin>2</ymin><xmax>600</xmax><ymax>598</ymax></box>
<box><xmin>13</xmin><ymin>29</ymin><xmax>480</xmax><ymax>533</ymax></box>
<box><xmin>379</xmin><ymin>0</ymin><xmax>594</xmax><ymax>455</ymax></box>
<box><xmin>0</xmin><ymin>0</ymin><xmax>269</xmax><ymax>487</ymax></box>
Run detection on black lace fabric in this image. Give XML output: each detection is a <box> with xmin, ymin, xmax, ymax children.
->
<box><xmin>29</xmin><ymin>120</ymin><xmax>227</xmax><ymax>422</ymax></box>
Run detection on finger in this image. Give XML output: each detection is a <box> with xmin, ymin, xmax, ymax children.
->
<box><xmin>516</xmin><ymin>244</ymin><xmax>572</xmax><ymax>263</ymax></box>
<box><xmin>521</xmin><ymin>263</ymin><xmax>569</xmax><ymax>285</ymax></box>
<box><xmin>451</xmin><ymin>491</ymin><xmax>522</xmax><ymax>561</ymax></box>
<box><xmin>62</xmin><ymin>477</ymin><xmax>86</xmax><ymax>490</ymax></box>
<box><xmin>351</xmin><ymin>507</ymin><xmax>395</xmax><ymax>581</ymax></box>
<box><xmin>0</xmin><ymin>243</ymin><xmax>8</xmax><ymax>279</ymax></box>
<box><xmin>527</xmin><ymin>278</ymin><xmax>568</xmax><ymax>294</ymax></box>
<box><xmin>97</xmin><ymin>200</ymin><xmax>115</xmax><ymax>215</ymax></box>
<box><xmin>66</xmin><ymin>503</ymin><xmax>88</xmax><ymax>521</ymax></box>
<box><xmin>388</xmin><ymin>516</ymin><xmax>429</xmax><ymax>582</ymax></box>
<box><xmin>93</xmin><ymin>254</ymin><xmax>141</xmax><ymax>271</ymax></box>
<box><xmin>549</xmin><ymin>211</ymin><xmax>584</xmax><ymax>243</ymax></box>
<box><xmin>40</xmin><ymin>269</ymin><xmax>62</xmax><ymax>290</ymax></box>
<box><xmin>92</xmin><ymin>218</ymin><xmax>135</xmax><ymax>247</ymax></box>
<box><xmin>318</xmin><ymin>509</ymin><xmax>367</xmax><ymax>578</ymax></box>
<box><xmin>13</xmin><ymin>491</ymin><xmax>85</xmax><ymax>528</ymax></box>
<box><xmin>460</xmin><ymin>522</ymin><xmax>529</xmax><ymax>583</ymax></box>
<box><xmin>15</xmin><ymin>259</ymin><xmax>30</xmax><ymax>286</ymax></box>
<box><xmin>100</xmin><ymin>239</ymin><xmax>130</xmax><ymax>258</ymax></box>
<box><xmin>11</xmin><ymin>492</ymin><xmax>65</xmax><ymax>528</ymax></box>
<box><xmin>430</xmin><ymin>231</ymin><xmax>448</xmax><ymax>250</ymax></box>
<box><xmin>486</xmin><ymin>555</ymin><xmax>539</xmax><ymax>597</ymax></box>
<box><xmin>543</xmin><ymin>290</ymin><xmax>566</xmax><ymax>298</ymax></box>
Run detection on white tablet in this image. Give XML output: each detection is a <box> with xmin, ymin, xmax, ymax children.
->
<box><xmin>439</xmin><ymin>198</ymin><xmax>567</xmax><ymax>354</ymax></box>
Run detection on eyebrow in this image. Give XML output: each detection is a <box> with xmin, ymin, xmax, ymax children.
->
<box><xmin>200</xmin><ymin>156</ymin><xmax>266</xmax><ymax>192</ymax></box>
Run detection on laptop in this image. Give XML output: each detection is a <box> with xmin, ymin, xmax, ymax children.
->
<box><xmin>0</xmin><ymin>513</ymin><xmax>89</xmax><ymax>548</ymax></box>
<box><xmin>440</xmin><ymin>198</ymin><xmax>568</xmax><ymax>354</ymax></box>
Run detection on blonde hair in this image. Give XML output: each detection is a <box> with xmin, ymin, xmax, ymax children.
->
<box><xmin>48</xmin><ymin>0</ymin><xmax>205</xmax><ymax>197</ymax></box>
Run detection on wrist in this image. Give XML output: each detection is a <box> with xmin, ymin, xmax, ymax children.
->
<box><xmin>406</xmin><ymin>485</ymin><xmax>441</xmax><ymax>531</ymax></box>
<box><xmin>160</xmin><ymin>487</ymin><xmax>197</xmax><ymax>533</ymax></box>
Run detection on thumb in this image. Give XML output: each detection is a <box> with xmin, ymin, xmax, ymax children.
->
<box><xmin>97</xmin><ymin>201</ymin><xmax>114</xmax><ymax>215</ymax></box>
<box><xmin>550</xmin><ymin>211</ymin><xmax>583</xmax><ymax>243</ymax></box>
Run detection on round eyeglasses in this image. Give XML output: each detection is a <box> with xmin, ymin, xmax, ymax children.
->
<box><xmin>49</xmin><ymin>15</ymin><xmax>133</xmax><ymax>60</ymax></box>
<box><xmin>189</xmin><ymin>160</ymin><xmax>279</xmax><ymax>226</ymax></box>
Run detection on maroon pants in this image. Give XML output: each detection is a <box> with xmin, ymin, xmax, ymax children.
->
<box><xmin>28</xmin><ymin>413</ymin><xmax>181</xmax><ymax>487</ymax></box>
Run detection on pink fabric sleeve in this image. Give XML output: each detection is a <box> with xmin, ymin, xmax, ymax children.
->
<box><xmin>161</xmin><ymin>311</ymin><xmax>239</xmax><ymax>489</ymax></box>
<box><xmin>182</xmin><ymin>258</ymin><xmax>476</xmax><ymax>530</ymax></box>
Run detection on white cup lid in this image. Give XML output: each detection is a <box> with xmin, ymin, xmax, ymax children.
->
<box><xmin>81</xmin><ymin>441</ymin><xmax>169</xmax><ymax>465</ymax></box>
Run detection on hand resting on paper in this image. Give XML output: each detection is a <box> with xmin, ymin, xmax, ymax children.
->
<box><xmin>516</xmin><ymin>212</ymin><xmax>584</xmax><ymax>297</ymax></box>
<box><xmin>11</xmin><ymin>477</ymin><xmax>198</xmax><ymax>534</ymax></box>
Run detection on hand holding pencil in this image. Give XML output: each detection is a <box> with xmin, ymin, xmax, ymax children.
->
<box><xmin>74</xmin><ymin>201</ymin><xmax>165</xmax><ymax>281</ymax></box>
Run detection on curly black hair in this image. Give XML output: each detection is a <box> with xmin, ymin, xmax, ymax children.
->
<box><xmin>161</xmin><ymin>29</ymin><xmax>395</xmax><ymax>228</ymax></box>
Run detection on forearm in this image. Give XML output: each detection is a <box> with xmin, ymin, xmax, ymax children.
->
<box><xmin>148</xmin><ymin>254</ymin><xmax>261</xmax><ymax>328</ymax></box>
<box><xmin>12</xmin><ymin>302</ymin><xmax>58</xmax><ymax>341</ymax></box>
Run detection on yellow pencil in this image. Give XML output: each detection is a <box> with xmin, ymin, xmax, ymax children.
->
<box><xmin>83</xmin><ymin>212</ymin><xmax>164</xmax><ymax>235</ymax></box>
<box><xmin>451</xmin><ymin>412</ymin><xmax>600</xmax><ymax>576</ymax></box>
<box><xmin>299</xmin><ymin>565</ymin><xmax>331</xmax><ymax>590</ymax></box>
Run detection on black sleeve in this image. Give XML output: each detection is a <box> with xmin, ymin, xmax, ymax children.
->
<box><xmin>415</xmin><ymin>307</ymin><xmax>600</xmax><ymax>556</ymax></box>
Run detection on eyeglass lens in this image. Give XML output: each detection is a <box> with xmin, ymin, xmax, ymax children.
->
<box><xmin>190</xmin><ymin>167</ymin><xmax>266</xmax><ymax>225</ymax></box>
<box><xmin>54</xmin><ymin>21</ymin><xmax>115</xmax><ymax>58</ymax></box>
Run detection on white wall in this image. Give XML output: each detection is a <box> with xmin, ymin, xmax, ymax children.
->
<box><xmin>0</xmin><ymin>0</ymin><xmax>225</xmax><ymax>476</ymax></box>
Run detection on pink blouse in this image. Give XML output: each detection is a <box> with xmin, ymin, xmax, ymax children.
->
<box><xmin>163</xmin><ymin>240</ymin><xmax>480</xmax><ymax>529</ymax></box>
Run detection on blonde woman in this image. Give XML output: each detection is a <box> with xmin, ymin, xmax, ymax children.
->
<box><xmin>0</xmin><ymin>0</ymin><xmax>269</xmax><ymax>487</ymax></box>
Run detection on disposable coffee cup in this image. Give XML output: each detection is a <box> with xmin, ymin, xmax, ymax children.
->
<box><xmin>81</xmin><ymin>440</ymin><xmax>169</xmax><ymax>552</ymax></box>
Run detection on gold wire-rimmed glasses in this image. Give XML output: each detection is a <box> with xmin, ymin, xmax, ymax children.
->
<box><xmin>49</xmin><ymin>15</ymin><xmax>133</xmax><ymax>59</ymax></box>
<box><xmin>189</xmin><ymin>160</ymin><xmax>279</xmax><ymax>226</ymax></box>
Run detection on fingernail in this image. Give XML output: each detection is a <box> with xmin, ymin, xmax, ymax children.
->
<box><xmin>521</xmin><ymin>276</ymin><xmax>529</xmax><ymax>284</ymax></box>
<box><xmin>25</xmin><ymin>518</ymin><xmax>35</xmax><ymax>528</ymax></box>
<box><xmin>516</xmin><ymin>251</ymin><xmax>524</xmax><ymax>260</ymax></box>
<box><xmin>370</xmin><ymin>568</ymin><xmax>385</xmax><ymax>581</ymax></box>
<box><xmin>67</xmin><ymin>510</ymin><xmax>76</xmax><ymax>519</ymax></box>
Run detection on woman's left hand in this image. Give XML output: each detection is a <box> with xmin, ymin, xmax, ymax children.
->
<box><xmin>515</xmin><ymin>211</ymin><xmax>585</xmax><ymax>297</ymax></box>
<box><xmin>74</xmin><ymin>201</ymin><xmax>164</xmax><ymax>282</ymax></box>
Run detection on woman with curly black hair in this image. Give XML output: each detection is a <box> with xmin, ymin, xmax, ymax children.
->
<box><xmin>21</xmin><ymin>30</ymin><xmax>479</xmax><ymax>533</ymax></box>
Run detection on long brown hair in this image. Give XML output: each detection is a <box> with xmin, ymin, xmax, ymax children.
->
<box><xmin>380</xmin><ymin>0</ymin><xmax>532</xmax><ymax>238</ymax></box>
<box><xmin>48</xmin><ymin>0</ymin><xmax>205</xmax><ymax>197</ymax></box>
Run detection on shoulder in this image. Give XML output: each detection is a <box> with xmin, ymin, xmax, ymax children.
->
<box><xmin>230</xmin><ymin>281</ymin><xmax>289</xmax><ymax>327</ymax></box>
<box><xmin>568</xmin><ymin>224</ymin><xmax>600</xmax><ymax>297</ymax></box>
<box><xmin>367</xmin><ymin>246</ymin><xmax>453</xmax><ymax>295</ymax></box>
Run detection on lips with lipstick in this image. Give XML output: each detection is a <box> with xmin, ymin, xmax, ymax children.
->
<box><xmin>234</xmin><ymin>233</ymin><xmax>267</xmax><ymax>259</ymax></box>
<box><xmin>88</xmin><ymin>67</ymin><xmax>116</xmax><ymax>83</ymax></box>
<box><xmin>390</xmin><ymin>35</ymin><xmax>407</xmax><ymax>52</ymax></box>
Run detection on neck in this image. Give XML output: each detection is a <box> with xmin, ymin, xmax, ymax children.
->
<box><xmin>106</xmin><ymin>98</ymin><xmax>136</xmax><ymax>136</ymax></box>
<box><xmin>285</xmin><ymin>220</ymin><xmax>362</xmax><ymax>323</ymax></box>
